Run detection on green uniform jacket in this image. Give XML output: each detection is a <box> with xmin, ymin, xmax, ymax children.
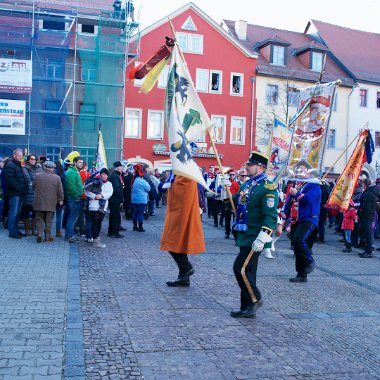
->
<box><xmin>65</xmin><ymin>166</ymin><xmax>83</xmax><ymax>200</ymax></box>
<box><xmin>235</xmin><ymin>180</ymin><xmax>279</xmax><ymax>247</ymax></box>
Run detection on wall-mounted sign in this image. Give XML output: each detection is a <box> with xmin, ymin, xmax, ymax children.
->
<box><xmin>0</xmin><ymin>59</ymin><xmax>32</xmax><ymax>94</ymax></box>
<box><xmin>153</xmin><ymin>143</ymin><xmax>167</xmax><ymax>153</ymax></box>
<box><xmin>0</xmin><ymin>99</ymin><xmax>26</xmax><ymax>135</ymax></box>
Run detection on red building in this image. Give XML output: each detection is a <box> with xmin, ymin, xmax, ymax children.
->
<box><xmin>123</xmin><ymin>3</ymin><xmax>258</xmax><ymax>172</ymax></box>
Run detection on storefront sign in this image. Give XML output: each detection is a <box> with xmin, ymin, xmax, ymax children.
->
<box><xmin>153</xmin><ymin>143</ymin><xmax>167</xmax><ymax>153</ymax></box>
<box><xmin>0</xmin><ymin>58</ymin><xmax>32</xmax><ymax>94</ymax></box>
<box><xmin>0</xmin><ymin>99</ymin><xmax>26</xmax><ymax>135</ymax></box>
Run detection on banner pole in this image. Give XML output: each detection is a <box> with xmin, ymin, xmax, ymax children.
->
<box><xmin>168</xmin><ymin>19</ymin><xmax>236</xmax><ymax>215</ymax></box>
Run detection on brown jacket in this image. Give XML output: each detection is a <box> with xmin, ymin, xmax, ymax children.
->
<box><xmin>33</xmin><ymin>170</ymin><xmax>64</xmax><ymax>212</ymax></box>
<box><xmin>160</xmin><ymin>176</ymin><xmax>205</xmax><ymax>254</ymax></box>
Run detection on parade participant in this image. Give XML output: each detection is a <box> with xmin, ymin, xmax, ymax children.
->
<box><xmin>64</xmin><ymin>155</ymin><xmax>84</xmax><ymax>243</ymax></box>
<box><xmin>33</xmin><ymin>161</ymin><xmax>64</xmax><ymax>242</ymax></box>
<box><xmin>221</xmin><ymin>168</ymin><xmax>239</xmax><ymax>239</ymax></box>
<box><xmin>285</xmin><ymin>164</ymin><xmax>321</xmax><ymax>282</ymax></box>
<box><xmin>161</xmin><ymin>175</ymin><xmax>205</xmax><ymax>287</ymax></box>
<box><xmin>210</xmin><ymin>167</ymin><xmax>225</xmax><ymax>227</ymax></box>
<box><xmin>225</xmin><ymin>152</ymin><xmax>278</xmax><ymax>318</ymax></box>
<box><xmin>85</xmin><ymin>168</ymin><xmax>113</xmax><ymax>248</ymax></box>
<box><xmin>108</xmin><ymin>161</ymin><xmax>125</xmax><ymax>238</ymax></box>
<box><xmin>3</xmin><ymin>149</ymin><xmax>28</xmax><ymax>239</ymax></box>
<box><xmin>341</xmin><ymin>200</ymin><xmax>357</xmax><ymax>253</ymax></box>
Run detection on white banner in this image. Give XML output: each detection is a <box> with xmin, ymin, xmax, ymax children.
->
<box><xmin>0</xmin><ymin>59</ymin><xmax>32</xmax><ymax>94</ymax></box>
<box><xmin>0</xmin><ymin>99</ymin><xmax>26</xmax><ymax>135</ymax></box>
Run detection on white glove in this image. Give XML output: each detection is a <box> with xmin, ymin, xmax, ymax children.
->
<box><xmin>252</xmin><ymin>230</ymin><xmax>272</xmax><ymax>252</ymax></box>
<box><xmin>220</xmin><ymin>174</ymin><xmax>230</xmax><ymax>187</ymax></box>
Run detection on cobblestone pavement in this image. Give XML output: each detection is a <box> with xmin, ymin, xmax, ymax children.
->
<box><xmin>1</xmin><ymin>207</ymin><xmax>380</xmax><ymax>379</ymax></box>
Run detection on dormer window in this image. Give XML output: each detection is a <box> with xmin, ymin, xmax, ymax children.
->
<box><xmin>272</xmin><ymin>45</ymin><xmax>285</xmax><ymax>66</ymax></box>
<box><xmin>311</xmin><ymin>51</ymin><xmax>323</xmax><ymax>72</ymax></box>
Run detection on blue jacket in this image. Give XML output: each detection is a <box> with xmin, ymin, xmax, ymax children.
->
<box><xmin>287</xmin><ymin>181</ymin><xmax>321</xmax><ymax>226</ymax></box>
<box><xmin>131</xmin><ymin>176</ymin><xmax>150</xmax><ymax>204</ymax></box>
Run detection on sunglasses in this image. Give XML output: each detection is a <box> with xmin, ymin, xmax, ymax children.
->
<box><xmin>239</xmin><ymin>174</ymin><xmax>247</xmax><ymax>178</ymax></box>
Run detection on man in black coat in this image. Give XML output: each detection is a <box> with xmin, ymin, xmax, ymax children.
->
<box><xmin>3</xmin><ymin>149</ymin><xmax>28</xmax><ymax>238</ymax></box>
<box><xmin>108</xmin><ymin>161</ymin><xmax>125</xmax><ymax>238</ymax></box>
<box><xmin>359</xmin><ymin>178</ymin><xmax>380</xmax><ymax>258</ymax></box>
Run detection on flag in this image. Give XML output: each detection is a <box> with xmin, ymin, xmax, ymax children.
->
<box><xmin>326</xmin><ymin>130</ymin><xmax>369</xmax><ymax>211</ymax></box>
<box><xmin>141</xmin><ymin>55</ymin><xmax>170</xmax><ymax>93</ymax></box>
<box><xmin>266</xmin><ymin>118</ymin><xmax>293</xmax><ymax>185</ymax></box>
<box><xmin>365</xmin><ymin>129</ymin><xmax>375</xmax><ymax>164</ymax></box>
<box><xmin>165</xmin><ymin>44</ymin><xmax>211</xmax><ymax>189</ymax></box>
<box><xmin>286</xmin><ymin>81</ymin><xmax>338</xmax><ymax>181</ymax></box>
<box><xmin>95</xmin><ymin>131</ymin><xmax>107</xmax><ymax>171</ymax></box>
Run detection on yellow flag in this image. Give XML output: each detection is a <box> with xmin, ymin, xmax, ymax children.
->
<box><xmin>141</xmin><ymin>57</ymin><xmax>169</xmax><ymax>94</ymax></box>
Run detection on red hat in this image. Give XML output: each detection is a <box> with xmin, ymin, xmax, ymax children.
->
<box><xmin>133</xmin><ymin>164</ymin><xmax>145</xmax><ymax>177</ymax></box>
<box><xmin>227</xmin><ymin>168</ymin><xmax>236</xmax><ymax>174</ymax></box>
<box><xmin>214</xmin><ymin>166</ymin><xmax>220</xmax><ymax>172</ymax></box>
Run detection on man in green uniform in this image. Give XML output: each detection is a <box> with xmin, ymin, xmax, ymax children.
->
<box><xmin>225</xmin><ymin>152</ymin><xmax>278</xmax><ymax>318</ymax></box>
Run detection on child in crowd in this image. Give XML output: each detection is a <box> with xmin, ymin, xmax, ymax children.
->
<box><xmin>84</xmin><ymin>174</ymin><xmax>107</xmax><ymax>213</ymax></box>
<box><xmin>341</xmin><ymin>200</ymin><xmax>356</xmax><ymax>253</ymax></box>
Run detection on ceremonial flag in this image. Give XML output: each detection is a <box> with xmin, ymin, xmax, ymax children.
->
<box><xmin>165</xmin><ymin>44</ymin><xmax>211</xmax><ymax>189</ymax></box>
<box><xmin>326</xmin><ymin>129</ymin><xmax>370</xmax><ymax>211</ymax></box>
<box><xmin>286</xmin><ymin>81</ymin><xmax>338</xmax><ymax>180</ymax></box>
<box><xmin>266</xmin><ymin>118</ymin><xmax>293</xmax><ymax>184</ymax></box>
<box><xmin>95</xmin><ymin>130</ymin><xmax>107</xmax><ymax>171</ymax></box>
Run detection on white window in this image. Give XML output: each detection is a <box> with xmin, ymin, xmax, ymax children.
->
<box><xmin>266</xmin><ymin>85</ymin><xmax>278</xmax><ymax>105</ymax></box>
<box><xmin>125</xmin><ymin>108</ymin><xmax>142</xmax><ymax>138</ymax></box>
<box><xmin>311</xmin><ymin>52</ymin><xmax>323</xmax><ymax>72</ymax></box>
<box><xmin>272</xmin><ymin>45</ymin><xmax>285</xmax><ymax>66</ymax></box>
<box><xmin>46</xmin><ymin>58</ymin><xmax>63</xmax><ymax>78</ymax></box>
<box><xmin>176</xmin><ymin>32</ymin><xmax>203</xmax><ymax>54</ymax></box>
<box><xmin>210</xmin><ymin>115</ymin><xmax>226</xmax><ymax>144</ymax></box>
<box><xmin>209</xmin><ymin>70</ymin><xmax>222</xmax><ymax>94</ymax></box>
<box><xmin>157</xmin><ymin>65</ymin><xmax>170</xmax><ymax>88</ymax></box>
<box><xmin>133</xmin><ymin>61</ymin><xmax>145</xmax><ymax>87</ymax></box>
<box><xmin>230</xmin><ymin>73</ymin><xmax>243</xmax><ymax>96</ymax></box>
<box><xmin>196</xmin><ymin>69</ymin><xmax>209</xmax><ymax>92</ymax></box>
<box><xmin>81</xmin><ymin>61</ymin><xmax>96</xmax><ymax>82</ymax></box>
<box><xmin>181</xmin><ymin>16</ymin><xmax>197</xmax><ymax>31</ymax></box>
<box><xmin>230</xmin><ymin>117</ymin><xmax>245</xmax><ymax>144</ymax></box>
<box><xmin>287</xmin><ymin>87</ymin><xmax>299</xmax><ymax>107</ymax></box>
<box><xmin>78</xmin><ymin>24</ymin><xmax>98</xmax><ymax>35</ymax></box>
<box><xmin>147</xmin><ymin>110</ymin><xmax>164</xmax><ymax>140</ymax></box>
<box><xmin>327</xmin><ymin>129</ymin><xmax>336</xmax><ymax>148</ymax></box>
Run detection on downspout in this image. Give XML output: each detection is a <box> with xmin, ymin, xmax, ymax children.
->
<box><xmin>249</xmin><ymin>75</ymin><xmax>256</xmax><ymax>153</ymax></box>
<box><xmin>345</xmin><ymin>85</ymin><xmax>355</xmax><ymax>164</ymax></box>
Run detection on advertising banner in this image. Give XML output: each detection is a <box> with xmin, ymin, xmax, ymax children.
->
<box><xmin>0</xmin><ymin>58</ymin><xmax>32</xmax><ymax>94</ymax></box>
<box><xmin>0</xmin><ymin>99</ymin><xmax>26</xmax><ymax>135</ymax></box>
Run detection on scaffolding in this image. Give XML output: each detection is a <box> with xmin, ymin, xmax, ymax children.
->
<box><xmin>0</xmin><ymin>0</ymin><xmax>140</xmax><ymax>164</ymax></box>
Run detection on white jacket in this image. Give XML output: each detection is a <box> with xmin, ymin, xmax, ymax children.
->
<box><xmin>85</xmin><ymin>181</ymin><xmax>113</xmax><ymax>212</ymax></box>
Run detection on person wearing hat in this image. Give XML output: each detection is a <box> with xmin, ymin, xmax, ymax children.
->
<box><xmin>222</xmin><ymin>152</ymin><xmax>278</xmax><ymax>318</ymax></box>
<box><xmin>221</xmin><ymin>168</ymin><xmax>239</xmax><ymax>239</ymax></box>
<box><xmin>131</xmin><ymin>164</ymin><xmax>150</xmax><ymax>232</ymax></box>
<box><xmin>108</xmin><ymin>160</ymin><xmax>125</xmax><ymax>238</ymax></box>
<box><xmin>85</xmin><ymin>168</ymin><xmax>113</xmax><ymax>248</ymax></box>
<box><xmin>341</xmin><ymin>200</ymin><xmax>357</xmax><ymax>253</ymax></box>
<box><xmin>33</xmin><ymin>161</ymin><xmax>64</xmax><ymax>242</ymax></box>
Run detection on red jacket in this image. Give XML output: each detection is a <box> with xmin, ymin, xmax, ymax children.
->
<box><xmin>341</xmin><ymin>208</ymin><xmax>356</xmax><ymax>231</ymax></box>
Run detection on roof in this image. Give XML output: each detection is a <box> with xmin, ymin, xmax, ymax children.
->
<box><xmin>308</xmin><ymin>20</ymin><xmax>380</xmax><ymax>84</ymax></box>
<box><xmin>223</xmin><ymin>20</ymin><xmax>354</xmax><ymax>86</ymax></box>
<box><xmin>138</xmin><ymin>2</ymin><xmax>257</xmax><ymax>59</ymax></box>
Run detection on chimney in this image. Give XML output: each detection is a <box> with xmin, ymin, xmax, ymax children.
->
<box><xmin>235</xmin><ymin>20</ymin><xmax>247</xmax><ymax>40</ymax></box>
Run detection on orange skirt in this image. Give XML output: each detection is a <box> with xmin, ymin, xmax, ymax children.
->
<box><xmin>160</xmin><ymin>176</ymin><xmax>205</xmax><ymax>254</ymax></box>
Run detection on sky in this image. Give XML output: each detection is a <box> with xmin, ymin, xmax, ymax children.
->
<box><xmin>133</xmin><ymin>0</ymin><xmax>379</xmax><ymax>35</ymax></box>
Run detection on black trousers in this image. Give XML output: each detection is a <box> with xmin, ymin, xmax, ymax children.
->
<box><xmin>233</xmin><ymin>246</ymin><xmax>261</xmax><ymax>310</ymax></box>
<box><xmin>213</xmin><ymin>200</ymin><xmax>225</xmax><ymax>226</ymax></box>
<box><xmin>108</xmin><ymin>202</ymin><xmax>121</xmax><ymax>235</ymax></box>
<box><xmin>360</xmin><ymin>218</ymin><xmax>373</xmax><ymax>254</ymax></box>
<box><xmin>291</xmin><ymin>221</ymin><xmax>317</xmax><ymax>276</ymax></box>
<box><xmin>90</xmin><ymin>211</ymin><xmax>105</xmax><ymax>239</ymax></box>
<box><xmin>224</xmin><ymin>207</ymin><xmax>234</xmax><ymax>236</ymax></box>
<box><xmin>169</xmin><ymin>251</ymin><xmax>193</xmax><ymax>277</ymax></box>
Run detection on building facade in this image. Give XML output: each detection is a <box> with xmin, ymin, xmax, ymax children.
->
<box><xmin>123</xmin><ymin>3</ymin><xmax>257</xmax><ymax>172</ymax></box>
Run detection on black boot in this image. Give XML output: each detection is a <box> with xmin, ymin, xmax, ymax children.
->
<box><xmin>342</xmin><ymin>243</ymin><xmax>352</xmax><ymax>252</ymax></box>
<box><xmin>133</xmin><ymin>221</ymin><xmax>138</xmax><ymax>231</ymax></box>
<box><xmin>138</xmin><ymin>222</ymin><xmax>145</xmax><ymax>232</ymax></box>
<box><xmin>289</xmin><ymin>274</ymin><xmax>307</xmax><ymax>283</ymax></box>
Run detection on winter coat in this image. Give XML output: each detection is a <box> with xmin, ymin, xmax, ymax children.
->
<box><xmin>360</xmin><ymin>185</ymin><xmax>380</xmax><ymax>221</ymax></box>
<box><xmin>131</xmin><ymin>176</ymin><xmax>150</xmax><ymax>204</ymax></box>
<box><xmin>341</xmin><ymin>208</ymin><xmax>356</xmax><ymax>231</ymax></box>
<box><xmin>160</xmin><ymin>176</ymin><xmax>205</xmax><ymax>254</ymax></box>
<box><xmin>3</xmin><ymin>158</ymin><xmax>28</xmax><ymax>197</ymax></box>
<box><xmin>109</xmin><ymin>171</ymin><xmax>124</xmax><ymax>204</ymax></box>
<box><xmin>33</xmin><ymin>170</ymin><xmax>64</xmax><ymax>212</ymax></box>
<box><xmin>122</xmin><ymin>173</ymin><xmax>133</xmax><ymax>206</ymax></box>
<box><xmin>85</xmin><ymin>180</ymin><xmax>113</xmax><ymax>212</ymax></box>
<box><xmin>22</xmin><ymin>164</ymin><xmax>42</xmax><ymax>206</ymax></box>
<box><xmin>65</xmin><ymin>166</ymin><xmax>82</xmax><ymax>200</ymax></box>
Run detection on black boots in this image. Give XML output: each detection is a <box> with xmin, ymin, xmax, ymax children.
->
<box><xmin>166</xmin><ymin>268</ymin><xmax>194</xmax><ymax>287</ymax></box>
<box><xmin>230</xmin><ymin>300</ymin><xmax>263</xmax><ymax>318</ymax></box>
<box><xmin>138</xmin><ymin>222</ymin><xmax>145</xmax><ymax>232</ymax></box>
<box><xmin>289</xmin><ymin>274</ymin><xmax>307</xmax><ymax>283</ymax></box>
<box><xmin>342</xmin><ymin>243</ymin><xmax>352</xmax><ymax>252</ymax></box>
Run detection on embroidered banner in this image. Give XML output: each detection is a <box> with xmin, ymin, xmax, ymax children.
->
<box><xmin>286</xmin><ymin>81</ymin><xmax>337</xmax><ymax>180</ymax></box>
